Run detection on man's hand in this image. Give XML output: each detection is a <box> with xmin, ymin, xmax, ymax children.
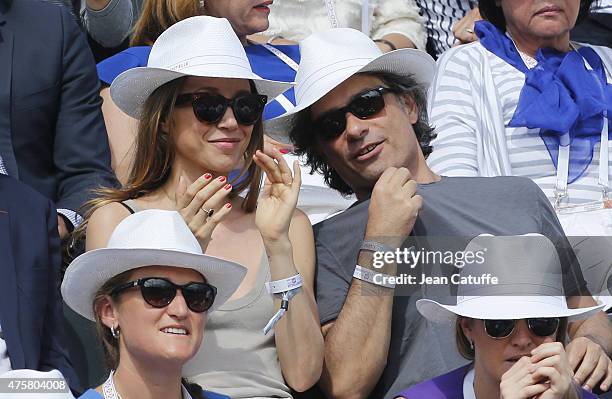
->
<box><xmin>566</xmin><ymin>336</ymin><xmax>612</xmax><ymax>392</ymax></box>
<box><xmin>452</xmin><ymin>7</ymin><xmax>482</xmax><ymax>45</ymax></box>
<box><xmin>366</xmin><ymin>167</ymin><xmax>422</xmax><ymax>247</ymax></box>
<box><xmin>57</xmin><ymin>215</ymin><xmax>69</xmax><ymax>240</ymax></box>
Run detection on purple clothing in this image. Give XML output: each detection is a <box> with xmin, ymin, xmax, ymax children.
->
<box><xmin>396</xmin><ymin>364</ymin><xmax>599</xmax><ymax>399</ymax></box>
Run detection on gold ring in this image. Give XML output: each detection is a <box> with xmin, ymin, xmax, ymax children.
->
<box><xmin>465</xmin><ymin>28</ymin><xmax>474</xmax><ymax>34</ymax></box>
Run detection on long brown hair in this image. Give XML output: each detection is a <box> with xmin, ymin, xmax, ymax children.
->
<box><xmin>130</xmin><ymin>0</ymin><xmax>200</xmax><ymax>46</ymax></box>
<box><xmin>76</xmin><ymin>77</ymin><xmax>263</xmax><ymax>238</ymax></box>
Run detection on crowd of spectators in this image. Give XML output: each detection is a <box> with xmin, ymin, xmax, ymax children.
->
<box><xmin>0</xmin><ymin>0</ymin><xmax>611</xmax><ymax>398</ymax></box>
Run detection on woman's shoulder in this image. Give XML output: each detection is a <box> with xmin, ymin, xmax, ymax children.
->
<box><xmin>86</xmin><ymin>201</ymin><xmax>134</xmax><ymax>250</ymax></box>
<box><xmin>78</xmin><ymin>388</ymin><xmax>103</xmax><ymax>399</ymax></box>
<box><xmin>97</xmin><ymin>46</ymin><xmax>152</xmax><ymax>85</ymax></box>
<box><xmin>396</xmin><ymin>364</ymin><xmax>471</xmax><ymax>399</ymax></box>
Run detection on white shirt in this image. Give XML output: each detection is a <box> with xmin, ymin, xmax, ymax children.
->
<box><xmin>0</xmin><ymin>323</ymin><xmax>12</xmax><ymax>373</ymax></box>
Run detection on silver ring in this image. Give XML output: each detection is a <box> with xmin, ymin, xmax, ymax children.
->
<box><xmin>201</xmin><ymin>207</ymin><xmax>214</xmax><ymax>218</ymax></box>
<box><xmin>465</xmin><ymin>28</ymin><xmax>474</xmax><ymax>34</ymax></box>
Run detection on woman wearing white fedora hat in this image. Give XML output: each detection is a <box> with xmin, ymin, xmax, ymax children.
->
<box><xmin>396</xmin><ymin>234</ymin><xmax>607</xmax><ymax>399</ymax></box>
<box><xmin>63</xmin><ymin>209</ymin><xmax>248</xmax><ymax>399</ymax></box>
<box><xmin>81</xmin><ymin>15</ymin><xmax>324</xmax><ymax>399</ymax></box>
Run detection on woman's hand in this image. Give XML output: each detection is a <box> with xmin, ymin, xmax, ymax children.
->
<box><xmin>175</xmin><ymin>173</ymin><xmax>233</xmax><ymax>251</ymax></box>
<box><xmin>500</xmin><ymin>343</ymin><xmax>576</xmax><ymax>399</ymax></box>
<box><xmin>452</xmin><ymin>7</ymin><xmax>481</xmax><ymax>45</ymax></box>
<box><xmin>253</xmin><ymin>148</ymin><xmax>301</xmax><ymax>245</ymax></box>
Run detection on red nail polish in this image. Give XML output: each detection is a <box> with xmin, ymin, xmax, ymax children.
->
<box><xmin>224</xmin><ymin>184</ymin><xmax>232</xmax><ymax>190</ymax></box>
<box><xmin>218</xmin><ymin>176</ymin><xmax>226</xmax><ymax>182</ymax></box>
<box><xmin>203</xmin><ymin>173</ymin><xmax>212</xmax><ymax>179</ymax></box>
<box><xmin>279</xmin><ymin>148</ymin><xmax>290</xmax><ymax>154</ymax></box>
<box><xmin>225</xmin><ymin>203</ymin><xmax>232</xmax><ymax>208</ymax></box>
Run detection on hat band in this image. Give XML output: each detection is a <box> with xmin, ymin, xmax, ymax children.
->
<box><xmin>149</xmin><ymin>54</ymin><xmax>252</xmax><ymax>73</ymax></box>
<box><xmin>296</xmin><ymin>57</ymin><xmax>375</xmax><ymax>102</ymax></box>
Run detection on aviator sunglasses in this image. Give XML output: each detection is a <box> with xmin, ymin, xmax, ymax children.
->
<box><xmin>483</xmin><ymin>318</ymin><xmax>560</xmax><ymax>339</ymax></box>
<box><xmin>175</xmin><ymin>92</ymin><xmax>268</xmax><ymax>126</ymax></box>
<box><xmin>111</xmin><ymin>277</ymin><xmax>217</xmax><ymax>313</ymax></box>
<box><xmin>313</xmin><ymin>86</ymin><xmax>396</xmax><ymax>141</ymax></box>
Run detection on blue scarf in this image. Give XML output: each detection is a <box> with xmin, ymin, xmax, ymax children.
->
<box><xmin>475</xmin><ymin>20</ymin><xmax>612</xmax><ymax>183</ymax></box>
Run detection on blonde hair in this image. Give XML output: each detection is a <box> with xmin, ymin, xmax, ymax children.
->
<box><xmin>131</xmin><ymin>0</ymin><xmax>200</xmax><ymax>46</ymax></box>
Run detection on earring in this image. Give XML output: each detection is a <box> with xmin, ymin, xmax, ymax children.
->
<box><xmin>469</xmin><ymin>340</ymin><xmax>474</xmax><ymax>351</ymax></box>
<box><xmin>110</xmin><ymin>325</ymin><xmax>120</xmax><ymax>339</ymax></box>
<box><xmin>198</xmin><ymin>0</ymin><xmax>205</xmax><ymax>11</ymax></box>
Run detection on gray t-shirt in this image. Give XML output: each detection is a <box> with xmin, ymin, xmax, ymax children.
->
<box><xmin>313</xmin><ymin>176</ymin><xmax>587</xmax><ymax>399</ymax></box>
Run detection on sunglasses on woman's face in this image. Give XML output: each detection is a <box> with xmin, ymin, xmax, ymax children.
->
<box><xmin>111</xmin><ymin>277</ymin><xmax>217</xmax><ymax>313</ymax></box>
<box><xmin>313</xmin><ymin>86</ymin><xmax>395</xmax><ymax>141</ymax></box>
<box><xmin>175</xmin><ymin>92</ymin><xmax>267</xmax><ymax>126</ymax></box>
<box><xmin>483</xmin><ymin>318</ymin><xmax>560</xmax><ymax>339</ymax></box>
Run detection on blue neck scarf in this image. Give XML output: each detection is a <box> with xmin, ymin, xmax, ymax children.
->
<box><xmin>475</xmin><ymin>20</ymin><xmax>612</xmax><ymax>183</ymax></box>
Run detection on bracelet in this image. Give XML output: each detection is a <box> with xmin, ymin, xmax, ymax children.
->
<box><xmin>265</xmin><ymin>274</ymin><xmax>303</xmax><ymax>294</ymax></box>
<box><xmin>374</xmin><ymin>39</ymin><xmax>397</xmax><ymax>51</ymax></box>
<box><xmin>263</xmin><ymin>274</ymin><xmax>303</xmax><ymax>334</ymax></box>
<box><xmin>353</xmin><ymin>265</ymin><xmax>396</xmax><ymax>288</ymax></box>
<box><xmin>361</xmin><ymin>240</ymin><xmax>395</xmax><ymax>254</ymax></box>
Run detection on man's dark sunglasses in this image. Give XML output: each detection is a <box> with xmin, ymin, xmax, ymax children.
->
<box><xmin>483</xmin><ymin>318</ymin><xmax>560</xmax><ymax>339</ymax></box>
<box><xmin>175</xmin><ymin>92</ymin><xmax>268</xmax><ymax>126</ymax></box>
<box><xmin>313</xmin><ymin>86</ymin><xmax>396</xmax><ymax>141</ymax></box>
<box><xmin>111</xmin><ymin>277</ymin><xmax>217</xmax><ymax>313</ymax></box>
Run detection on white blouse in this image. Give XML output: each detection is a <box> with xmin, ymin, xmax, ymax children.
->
<box><xmin>264</xmin><ymin>0</ymin><xmax>427</xmax><ymax>50</ymax></box>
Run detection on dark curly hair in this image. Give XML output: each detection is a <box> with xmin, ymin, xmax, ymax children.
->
<box><xmin>479</xmin><ymin>0</ymin><xmax>594</xmax><ymax>32</ymax></box>
<box><xmin>289</xmin><ymin>72</ymin><xmax>437</xmax><ymax>196</ymax></box>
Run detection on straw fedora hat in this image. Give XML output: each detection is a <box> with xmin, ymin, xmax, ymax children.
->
<box><xmin>110</xmin><ymin>16</ymin><xmax>293</xmax><ymax>119</ymax></box>
<box><xmin>62</xmin><ymin>210</ymin><xmax>247</xmax><ymax>321</ymax></box>
<box><xmin>267</xmin><ymin>27</ymin><xmax>436</xmax><ymax>141</ymax></box>
<box><xmin>416</xmin><ymin>234</ymin><xmax>604</xmax><ymax>323</ymax></box>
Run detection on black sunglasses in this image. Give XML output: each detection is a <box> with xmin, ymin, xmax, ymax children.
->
<box><xmin>111</xmin><ymin>277</ymin><xmax>217</xmax><ymax>313</ymax></box>
<box><xmin>313</xmin><ymin>86</ymin><xmax>395</xmax><ymax>141</ymax></box>
<box><xmin>175</xmin><ymin>92</ymin><xmax>268</xmax><ymax>126</ymax></box>
<box><xmin>483</xmin><ymin>318</ymin><xmax>560</xmax><ymax>339</ymax></box>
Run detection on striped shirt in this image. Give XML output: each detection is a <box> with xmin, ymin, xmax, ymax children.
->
<box><xmin>592</xmin><ymin>0</ymin><xmax>612</xmax><ymax>13</ymax></box>
<box><xmin>413</xmin><ymin>0</ymin><xmax>476</xmax><ymax>56</ymax></box>
<box><xmin>427</xmin><ymin>42</ymin><xmax>612</xmax><ymax>205</ymax></box>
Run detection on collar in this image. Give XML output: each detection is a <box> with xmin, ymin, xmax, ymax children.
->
<box><xmin>462</xmin><ymin>367</ymin><xmax>476</xmax><ymax>399</ymax></box>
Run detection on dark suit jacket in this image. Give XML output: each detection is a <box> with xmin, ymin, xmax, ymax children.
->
<box><xmin>0</xmin><ymin>175</ymin><xmax>80</xmax><ymax>392</ymax></box>
<box><xmin>0</xmin><ymin>0</ymin><xmax>116</xmax><ymax>213</ymax></box>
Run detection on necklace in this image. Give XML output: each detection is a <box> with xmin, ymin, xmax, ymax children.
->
<box><xmin>101</xmin><ymin>371</ymin><xmax>193</xmax><ymax>399</ymax></box>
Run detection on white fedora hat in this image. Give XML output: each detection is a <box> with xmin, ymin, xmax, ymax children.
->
<box><xmin>267</xmin><ymin>27</ymin><xmax>435</xmax><ymax>141</ymax></box>
<box><xmin>110</xmin><ymin>16</ymin><xmax>293</xmax><ymax>119</ymax></box>
<box><xmin>62</xmin><ymin>209</ymin><xmax>247</xmax><ymax>321</ymax></box>
<box><xmin>417</xmin><ymin>234</ymin><xmax>604</xmax><ymax>323</ymax></box>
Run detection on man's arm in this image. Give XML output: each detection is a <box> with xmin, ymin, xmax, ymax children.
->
<box><xmin>54</xmin><ymin>6</ymin><xmax>117</xmax><ymax>214</ymax></box>
<box><xmin>39</xmin><ymin>201</ymin><xmax>81</xmax><ymax>393</ymax></box>
<box><xmin>319</xmin><ymin>168</ymin><xmax>422</xmax><ymax>399</ymax></box>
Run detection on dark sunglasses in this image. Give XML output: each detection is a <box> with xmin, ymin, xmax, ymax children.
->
<box><xmin>483</xmin><ymin>318</ymin><xmax>560</xmax><ymax>339</ymax></box>
<box><xmin>175</xmin><ymin>92</ymin><xmax>267</xmax><ymax>126</ymax></box>
<box><xmin>111</xmin><ymin>277</ymin><xmax>217</xmax><ymax>313</ymax></box>
<box><xmin>313</xmin><ymin>86</ymin><xmax>395</xmax><ymax>141</ymax></box>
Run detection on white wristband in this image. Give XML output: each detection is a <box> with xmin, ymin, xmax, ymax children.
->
<box><xmin>265</xmin><ymin>274</ymin><xmax>303</xmax><ymax>294</ymax></box>
<box><xmin>353</xmin><ymin>265</ymin><xmax>396</xmax><ymax>288</ymax></box>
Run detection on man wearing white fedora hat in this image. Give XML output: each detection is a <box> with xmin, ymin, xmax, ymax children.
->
<box><xmin>278</xmin><ymin>28</ymin><xmax>612</xmax><ymax>398</ymax></box>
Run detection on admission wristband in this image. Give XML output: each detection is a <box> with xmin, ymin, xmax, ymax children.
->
<box><xmin>360</xmin><ymin>240</ymin><xmax>395</xmax><ymax>254</ymax></box>
<box><xmin>265</xmin><ymin>274</ymin><xmax>303</xmax><ymax>294</ymax></box>
<box><xmin>353</xmin><ymin>265</ymin><xmax>396</xmax><ymax>289</ymax></box>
